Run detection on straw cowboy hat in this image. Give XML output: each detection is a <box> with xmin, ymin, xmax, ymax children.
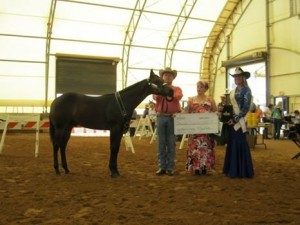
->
<box><xmin>159</xmin><ymin>67</ymin><xmax>177</xmax><ymax>79</ymax></box>
<box><xmin>230</xmin><ymin>67</ymin><xmax>250</xmax><ymax>79</ymax></box>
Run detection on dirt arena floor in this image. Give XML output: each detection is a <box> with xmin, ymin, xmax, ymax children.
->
<box><xmin>0</xmin><ymin>132</ymin><xmax>300</xmax><ymax>225</ymax></box>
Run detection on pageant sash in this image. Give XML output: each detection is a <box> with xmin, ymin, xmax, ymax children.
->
<box><xmin>230</xmin><ymin>89</ymin><xmax>247</xmax><ymax>133</ymax></box>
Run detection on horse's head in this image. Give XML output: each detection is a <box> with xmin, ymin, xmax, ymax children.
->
<box><xmin>147</xmin><ymin>69</ymin><xmax>174</xmax><ymax>99</ymax></box>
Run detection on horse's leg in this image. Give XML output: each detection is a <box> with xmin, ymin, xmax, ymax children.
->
<box><xmin>109</xmin><ymin>128</ymin><xmax>123</xmax><ymax>178</ymax></box>
<box><xmin>50</xmin><ymin>121</ymin><xmax>61</xmax><ymax>174</ymax></box>
<box><xmin>60</xmin><ymin>128</ymin><xmax>72</xmax><ymax>174</ymax></box>
<box><xmin>53</xmin><ymin>144</ymin><xmax>60</xmax><ymax>175</ymax></box>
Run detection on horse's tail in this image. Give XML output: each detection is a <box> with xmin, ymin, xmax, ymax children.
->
<box><xmin>49</xmin><ymin>117</ymin><xmax>55</xmax><ymax>144</ymax></box>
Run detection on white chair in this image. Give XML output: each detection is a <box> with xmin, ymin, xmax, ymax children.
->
<box><xmin>134</xmin><ymin>115</ymin><xmax>153</xmax><ymax>139</ymax></box>
<box><xmin>123</xmin><ymin>131</ymin><xmax>135</xmax><ymax>153</ymax></box>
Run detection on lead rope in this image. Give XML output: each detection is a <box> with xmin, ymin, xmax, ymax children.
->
<box><xmin>161</xmin><ymin>97</ymin><xmax>168</xmax><ymax>113</ymax></box>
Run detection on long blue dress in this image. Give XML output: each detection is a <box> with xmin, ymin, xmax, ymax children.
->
<box><xmin>223</xmin><ymin>86</ymin><xmax>254</xmax><ymax>178</ymax></box>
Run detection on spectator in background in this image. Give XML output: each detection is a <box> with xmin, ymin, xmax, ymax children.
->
<box><xmin>256</xmin><ymin>104</ymin><xmax>264</xmax><ymax>122</ymax></box>
<box><xmin>292</xmin><ymin>110</ymin><xmax>300</xmax><ymax>132</ymax></box>
<box><xmin>142</xmin><ymin>104</ymin><xmax>149</xmax><ymax>118</ymax></box>
<box><xmin>217</xmin><ymin>95</ymin><xmax>226</xmax><ymax>119</ymax></box>
<box><xmin>148</xmin><ymin>101</ymin><xmax>157</xmax><ymax>131</ymax></box>
<box><xmin>294</xmin><ymin>110</ymin><xmax>300</xmax><ymax>120</ymax></box>
<box><xmin>255</xmin><ymin>104</ymin><xmax>264</xmax><ymax>133</ymax></box>
<box><xmin>272</xmin><ymin>101</ymin><xmax>284</xmax><ymax>140</ymax></box>
<box><xmin>288</xmin><ymin>110</ymin><xmax>300</xmax><ymax>139</ymax></box>
<box><xmin>217</xmin><ymin>95</ymin><xmax>228</xmax><ymax>145</ymax></box>
<box><xmin>218</xmin><ymin>95</ymin><xmax>226</xmax><ymax>108</ymax></box>
<box><xmin>262</xmin><ymin>103</ymin><xmax>274</xmax><ymax>139</ymax></box>
<box><xmin>263</xmin><ymin>104</ymin><xmax>274</xmax><ymax>122</ymax></box>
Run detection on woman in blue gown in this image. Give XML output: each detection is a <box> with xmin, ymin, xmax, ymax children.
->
<box><xmin>222</xmin><ymin>67</ymin><xmax>254</xmax><ymax>178</ymax></box>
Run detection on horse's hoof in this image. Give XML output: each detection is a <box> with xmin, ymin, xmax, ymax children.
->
<box><xmin>111</xmin><ymin>173</ymin><xmax>120</xmax><ymax>178</ymax></box>
<box><xmin>55</xmin><ymin>171</ymin><xmax>61</xmax><ymax>175</ymax></box>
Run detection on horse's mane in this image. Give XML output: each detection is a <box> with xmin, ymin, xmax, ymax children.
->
<box><xmin>119</xmin><ymin>79</ymin><xmax>147</xmax><ymax>92</ymax></box>
<box><xmin>91</xmin><ymin>79</ymin><xmax>147</xmax><ymax>98</ymax></box>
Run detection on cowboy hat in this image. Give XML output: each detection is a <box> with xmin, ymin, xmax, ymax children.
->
<box><xmin>230</xmin><ymin>67</ymin><xmax>250</xmax><ymax>79</ymax></box>
<box><xmin>159</xmin><ymin>67</ymin><xmax>177</xmax><ymax>79</ymax></box>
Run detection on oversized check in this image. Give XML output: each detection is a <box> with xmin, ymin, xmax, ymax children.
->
<box><xmin>174</xmin><ymin>113</ymin><xmax>219</xmax><ymax>135</ymax></box>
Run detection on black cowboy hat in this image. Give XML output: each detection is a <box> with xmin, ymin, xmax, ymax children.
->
<box><xmin>230</xmin><ymin>67</ymin><xmax>250</xmax><ymax>79</ymax></box>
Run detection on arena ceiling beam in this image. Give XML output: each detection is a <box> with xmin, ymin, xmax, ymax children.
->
<box><xmin>121</xmin><ymin>0</ymin><xmax>147</xmax><ymax>88</ymax></box>
<box><xmin>163</xmin><ymin>0</ymin><xmax>197</xmax><ymax>68</ymax></box>
<box><xmin>200</xmin><ymin>0</ymin><xmax>253</xmax><ymax>97</ymax></box>
<box><xmin>45</xmin><ymin>0</ymin><xmax>57</xmax><ymax>113</ymax></box>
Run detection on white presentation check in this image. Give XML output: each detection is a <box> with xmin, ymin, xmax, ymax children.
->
<box><xmin>174</xmin><ymin>113</ymin><xmax>219</xmax><ymax>135</ymax></box>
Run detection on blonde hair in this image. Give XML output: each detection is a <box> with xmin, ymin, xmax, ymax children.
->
<box><xmin>242</xmin><ymin>76</ymin><xmax>249</xmax><ymax>87</ymax></box>
<box><xmin>276</xmin><ymin>101</ymin><xmax>283</xmax><ymax>108</ymax></box>
<box><xmin>197</xmin><ymin>80</ymin><xmax>209</xmax><ymax>89</ymax></box>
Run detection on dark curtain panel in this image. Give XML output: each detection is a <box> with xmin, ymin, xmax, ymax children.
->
<box><xmin>56</xmin><ymin>56</ymin><xmax>117</xmax><ymax>96</ymax></box>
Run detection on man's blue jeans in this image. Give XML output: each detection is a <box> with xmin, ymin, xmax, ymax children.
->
<box><xmin>156</xmin><ymin>115</ymin><xmax>176</xmax><ymax>171</ymax></box>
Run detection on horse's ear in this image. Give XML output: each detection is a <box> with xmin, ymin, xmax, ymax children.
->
<box><xmin>150</xmin><ymin>69</ymin><xmax>158</xmax><ymax>78</ymax></box>
<box><xmin>150</xmin><ymin>69</ymin><xmax>154</xmax><ymax>77</ymax></box>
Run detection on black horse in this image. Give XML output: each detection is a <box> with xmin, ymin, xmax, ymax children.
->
<box><xmin>49</xmin><ymin>69</ymin><xmax>173</xmax><ymax>177</ymax></box>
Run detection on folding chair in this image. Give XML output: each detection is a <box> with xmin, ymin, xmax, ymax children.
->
<box><xmin>134</xmin><ymin>116</ymin><xmax>153</xmax><ymax>140</ymax></box>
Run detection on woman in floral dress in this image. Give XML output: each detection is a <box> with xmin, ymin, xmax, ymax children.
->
<box><xmin>184</xmin><ymin>81</ymin><xmax>217</xmax><ymax>175</ymax></box>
